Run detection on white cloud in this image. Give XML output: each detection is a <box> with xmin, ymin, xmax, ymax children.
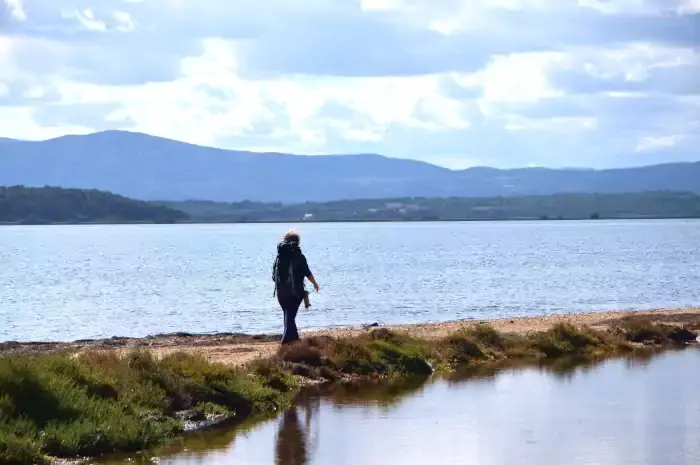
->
<box><xmin>62</xmin><ymin>8</ymin><xmax>107</xmax><ymax>31</ymax></box>
<box><xmin>636</xmin><ymin>134</ymin><xmax>686</xmax><ymax>151</ymax></box>
<box><xmin>0</xmin><ymin>0</ymin><xmax>698</xmax><ymax>169</ymax></box>
<box><xmin>679</xmin><ymin>0</ymin><xmax>700</xmax><ymax>13</ymax></box>
<box><xmin>111</xmin><ymin>11</ymin><xmax>136</xmax><ymax>32</ymax></box>
<box><xmin>5</xmin><ymin>0</ymin><xmax>26</xmax><ymax>20</ymax></box>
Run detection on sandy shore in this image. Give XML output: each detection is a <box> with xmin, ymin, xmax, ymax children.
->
<box><xmin>2</xmin><ymin>308</ymin><xmax>698</xmax><ymax>366</ymax></box>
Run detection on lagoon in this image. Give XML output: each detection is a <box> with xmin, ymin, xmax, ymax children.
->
<box><xmin>2</xmin><ymin>219</ymin><xmax>700</xmax><ymax>342</ymax></box>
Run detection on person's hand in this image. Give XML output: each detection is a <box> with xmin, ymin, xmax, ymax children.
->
<box><xmin>313</xmin><ymin>282</ymin><xmax>320</xmax><ymax>293</ymax></box>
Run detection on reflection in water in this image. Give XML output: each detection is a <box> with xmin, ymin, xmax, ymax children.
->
<box><xmin>274</xmin><ymin>376</ymin><xmax>429</xmax><ymax>465</ymax></box>
<box><xmin>97</xmin><ymin>349</ymin><xmax>700</xmax><ymax>465</ymax></box>
<box><xmin>96</xmin><ymin>376</ymin><xmax>429</xmax><ymax>465</ymax></box>
<box><xmin>444</xmin><ymin>349</ymin><xmax>672</xmax><ymax>386</ymax></box>
<box><xmin>275</xmin><ymin>397</ymin><xmax>317</xmax><ymax>465</ymax></box>
<box><xmin>323</xmin><ymin>375</ymin><xmax>430</xmax><ymax>408</ymax></box>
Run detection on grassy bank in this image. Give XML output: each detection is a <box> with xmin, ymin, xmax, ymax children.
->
<box><xmin>0</xmin><ymin>351</ymin><xmax>296</xmax><ymax>464</ymax></box>
<box><xmin>1</xmin><ymin>316</ymin><xmax>697</xmax><ymax>464</ymax></box>
<box><xmin>271</xmin><ymin>315</ymin><xmax>698</xmax><ymax>377</ymax></box>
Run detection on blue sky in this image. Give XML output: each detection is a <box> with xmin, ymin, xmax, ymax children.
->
<box><xmin>0</xmin><ymin>0</ymin><xmax>698</xmax><ymax>169</ymax></box>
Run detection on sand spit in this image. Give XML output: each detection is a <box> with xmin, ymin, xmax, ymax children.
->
<box><xmin>2</xmin><ymin>308</ymin><xmax>698</xmax><ymax>366</ymax></box>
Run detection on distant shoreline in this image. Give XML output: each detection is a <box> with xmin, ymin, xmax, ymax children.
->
<box><xmin>2</xmin><ymin>215</ymin><xmax>699</xmax><ymax>226</ymax></box>
<box><xmin>4</xmin><ymin>186</ymin><xmax>699</xmax><ymax>224</ymax></box>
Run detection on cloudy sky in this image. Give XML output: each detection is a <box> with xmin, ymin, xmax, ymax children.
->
<box><xmin>0</xmin><ymin>0</ymin><xmax>698</xmax><ymax>169</ymax></box>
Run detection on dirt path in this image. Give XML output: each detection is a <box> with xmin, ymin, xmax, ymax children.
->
<box><xmin>2</xmin><ymin>308</ymin><xmax>699</xmax><ymax>366</ymax></box>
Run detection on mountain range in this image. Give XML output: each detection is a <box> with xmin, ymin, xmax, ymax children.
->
<box><xmin>1</xmin><ymin>130</ymin><xmax>698</xmax><ymax>202</ymax></box>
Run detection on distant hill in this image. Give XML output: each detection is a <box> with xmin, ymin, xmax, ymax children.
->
<box><xmin>1</xmin><ymin>131</ymin><xmax>699</xmax><ymax>202</ymax></box>
<box><xmin>0</xmin><ymin>186</ymin><xmax>188</xmax><ymax>224</ymax></box>
<box><xmin>160</xmin><ymin>191</ymin><xmax>700</xmax><ymax>222</ymax></box>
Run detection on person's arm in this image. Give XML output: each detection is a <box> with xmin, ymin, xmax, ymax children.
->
<box><xmin>300</xmin><ymin>254</ymin><xmax>319</xmax><ymax>292</ymax></box>
<box><xmin>307</xmin><ymin>274</ymin><xmax>319</xmax><ymax>293</ymax></box>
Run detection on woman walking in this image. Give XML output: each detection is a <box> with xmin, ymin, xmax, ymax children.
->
<box><xmin>272</xmin><ymin>230</ymin><xmax>319</xmax><ymax>344</ymax></box>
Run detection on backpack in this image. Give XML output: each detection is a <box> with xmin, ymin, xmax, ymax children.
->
<box><xmin>272</xmin><ymin>241</ymin><xmax>300</xmax><ymax>296</ymax></box>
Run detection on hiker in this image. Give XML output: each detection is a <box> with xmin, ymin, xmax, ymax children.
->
<box><xmin>272</xmin><ymin>230</ymin><xmax>319</xmax><ymax>344</ymax></box>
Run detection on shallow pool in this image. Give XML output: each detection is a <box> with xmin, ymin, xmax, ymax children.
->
<box><xmin>97</xmin><ymin>349</ymin><xmax>700</xmax><ymax>465</ymax></box>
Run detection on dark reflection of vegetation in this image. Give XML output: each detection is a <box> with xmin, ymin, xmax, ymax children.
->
<box><xmin>446</xmin><ymin>359</ymin><xmax>525</xmax><ymax>384</ymax></box>
<box><xmin>537</xmin><ymin>349</ymin><xmax>672</xmax><ymax>382</ymax></box>
<box><xmin>444</xmin><ymin>349</ymin><xmax>674</xmax><ymax>386</ymax></box>
<box><xmin>624</xmin><ymin>349</ymin><xmax>658</xmax><ymax>369</ymax></box>
<box><xmin>444</xmin><ymin>357</ymin><xmax>606</xmax><ymax>385</ymax></box>
<box><xmin>320</xmin><ymin>375</ymin><xmax>430</xmax><ymax>408</ymax></box>
<box><xmin>96</xmin><ymin>412</ymin><xmax>281</xmax><ymax>464</ymax></box>
<box><xmin>537</xmin><ymin>355</ymin><xmax>611</xmax><ymax>382</ymax></box>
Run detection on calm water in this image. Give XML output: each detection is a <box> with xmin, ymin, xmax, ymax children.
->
<box><xmin>2</xmin><ymin>220</ymin><xmax>700</xmax><ymax>342</ymax></box>
<box><xmin>98</xmin><ymin>349</ymin><xmax>700</xmax><ymax>465</ymax></box>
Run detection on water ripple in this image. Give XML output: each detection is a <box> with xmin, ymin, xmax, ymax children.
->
<box><xmin>1</xmin><ymin>220</ymin><xmax>699</xmax><ymax>342</ymax></box>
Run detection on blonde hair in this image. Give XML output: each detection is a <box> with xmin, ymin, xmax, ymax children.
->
<box><xmin>283</xmin><ymin>229</ymin><xmax>300</xmax><ymax>243</ymax></box>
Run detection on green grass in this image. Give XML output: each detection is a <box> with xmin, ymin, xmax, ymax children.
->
<box><xmin>0</xmin><ymin>316</ymin><xmax>694</xmax><ymax>463</ymax></box>
<box><xmin>0</xmin><ymin>350</ymin><xmax>294</xmax><ymax>464</ymax></box>
<box><xmin>273</xmin><ymin>317</ymin><xmax>693</xmax><ymax>379</ymax></box>
<box><xmin>611</xmin><ymin>316</ymin><xmax>674</xmax><ymax>343</ymax></box>
<box><xmin>529</xmin><ymin>323</ymin><xmax>630</xmax><ymax>358</ymax></box>
<box><xmin>275</xmin><ymin>329</ymin><xmax>436</xmax><ymax>377</ymax></box>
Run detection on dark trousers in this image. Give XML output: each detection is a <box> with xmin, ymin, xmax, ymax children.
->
<box><xmin>277</xmin><ymin>286</ymin><xmax>303</xmax><ymax>344</ymax></box>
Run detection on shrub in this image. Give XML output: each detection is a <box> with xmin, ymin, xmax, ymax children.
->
<box><xmin>614</xmin><ymin>316</ymin><xmax>672</xmax><ymax>343</ymax></box>
<box><xmin>0</xmin><ymin>350</ymin><xmax>292</xmax><ymax>462</ymax></box>
<box><xmin>531</xmin><ymin>323</ymin><xmax>604</xmax><ymax>357</ymax></box>
<box><xmin>440</xmin><ymin>331</ymin><xmax>489</xmax><ymax>364</ymax></box>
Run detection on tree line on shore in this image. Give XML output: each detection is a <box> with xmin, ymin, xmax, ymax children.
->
<box><xmin>0</xmin><ymin>186</ymin><xmax>188</xmax><ymax>224</ymax></box>
<box><xmin>2</xmin><ymin>185</ymin><xmax>700</xmax><ymax>224</ymax></box>
<box><xmin>160</xmin><ymin>190</ymin><xmax>700</xmax><ymax>222</ymax></box>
